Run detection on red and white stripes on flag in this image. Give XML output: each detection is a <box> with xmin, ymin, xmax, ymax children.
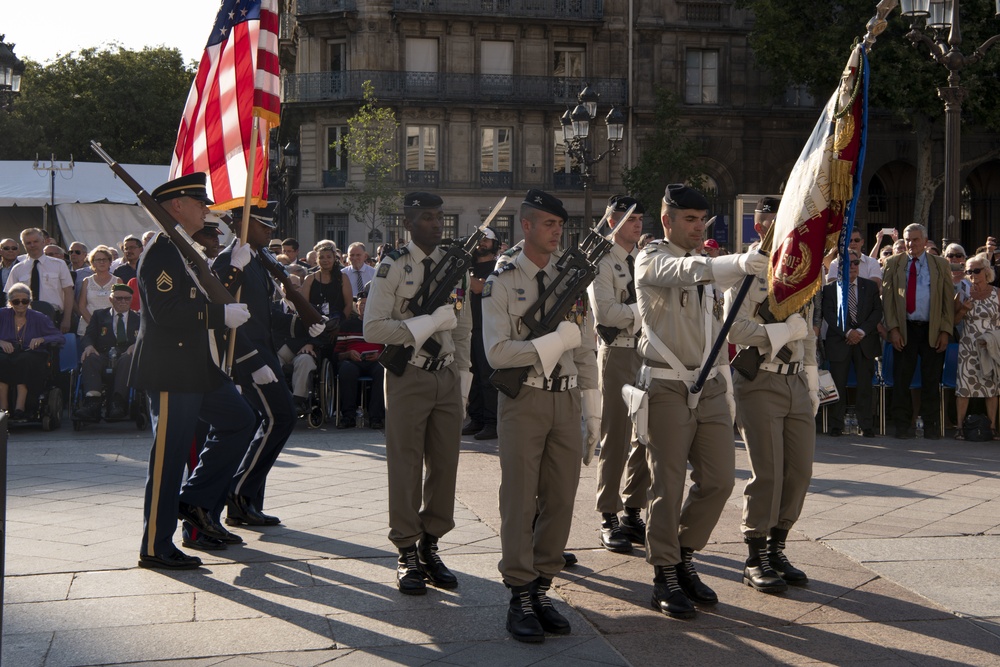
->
<box><xmin>169</xmin><ymin>0</ymin><xmax>280</xmax><ymax>211</ymax></box>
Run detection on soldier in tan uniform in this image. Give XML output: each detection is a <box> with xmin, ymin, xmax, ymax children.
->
<box><xmin>587</xmin><ymin>195</ymin><xmax>650</xmax><ymax>553</ymax></box>
<box><xmin>635</xmin><ymin>184</ymin><xmax>768</xmax><ymax>619</ymax></box>
<box><xmin>363</xmin><ymin>192</ymin><xmax>470</xmax><ymax>596</ymax></box>
<box><xmin>483</xmin><ymin>190</ymin><xmax>600</xmax><ymax>643</ymax></box>
<box><xmin>726</xmin><ymin>197</ymin><xmax>818</xmax><ymax>593</ymax></box>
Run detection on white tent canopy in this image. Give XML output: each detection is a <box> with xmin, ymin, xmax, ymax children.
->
<box><xmin>0</xmin><ymin>160</ymin><xmax>172</xmax><ymax>250</ymax></box>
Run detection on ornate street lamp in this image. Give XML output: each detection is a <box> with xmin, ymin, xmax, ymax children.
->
<box><xmin>0</xmin><ymin>35</ymin><xmax>25</xmax><ymax>111</ymax></box>
<box><xmin>278</xmin><ymin>141</ymin><xmax>299</xmax><ymax>237</ymax></box>
<box><xmin>561</xmin><ymin>83</ymin><xmax>625</xmax><ymax>228</ymax></box>
<box><xmin>900</xmin><ymin>0</ymin><xmax>1000</xmax><ymax>244</ymax></box>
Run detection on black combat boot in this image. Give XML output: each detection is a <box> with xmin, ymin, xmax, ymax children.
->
<box><xmin>506</xmin><ymin>583</ymin><xmax>545</xmax><ymax>643</ymax></box>
<box><xmin>675</xmin><ymin>547</ymin><xmax>718</xmax><ymax>604</ymax></box>
<box><xmin>396</xmin><ymin>545</ymin><xmax>426</xmax><ymax>595</ymax></box>
<box><xmin>651</xmin><ymin>564</ymin><xmax>696</xmax><ymax>619</ymax></box>
<box><xmin>530</xmin><ymin>577</ymin><xmax>571</xmax><ymax>635</ymax></box>
<box><xmin>768</xmin><ymin>527</ymin><xmax>808</xmax><ymax>585</ymax></box>
<box><xmin>600</xmin><ymin>512</ymin><xmax>633</xmax><ymax>553</ymax></box>
<box><xmin>619</xmin><ymin>506</ymin><xmax>647</xmax><ymax>545</ymax></box>
<box><xmin>417</xmin><ymin>534</ymin><xmax>458</xmax><ymax>588</ymax></box>
<box><xmin>743</xmin><ymin>536</ymin><xmax>788</xmax><ymax>594</ymax></box>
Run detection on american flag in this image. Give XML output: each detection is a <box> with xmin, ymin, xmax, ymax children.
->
<box><xmin>169</xmin><ymin>0</ymin><xmax>280</xmax><ymax>210</ymax></box>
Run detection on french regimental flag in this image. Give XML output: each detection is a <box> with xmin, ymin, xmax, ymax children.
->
<box><xmin>768</xmin><ymin>43</ymin><xmax>869</xmax><ymax>322</ymax></box>
<box><xmin>169</xmin><ymin>0</ymin><xmax>280</xmax><ymax>210</ymax></box>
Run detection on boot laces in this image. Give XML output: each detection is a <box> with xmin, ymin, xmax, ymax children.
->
<box><xmin>768</xmin><ymin>538</ymin><xmax>791</xmax><ymax>566</ymax></box>
<box><xmin>403</xmin><ymin>548</ymin><xmax>420</xmax><ymax>572</ymax></box>
<box><xmin>662</xmin><ymin>565</ymin><xmax>683</xmax><ymax>593</ymax></box>
<box><xmin>681</xmin><ymin>551</ymin><xmax>699</xmax><ymax>579</ymax></box>
<box><xmin>534</xmin><ymin>582</ymin><xmax>555</xmax><ymax>609</ymax></box>
<box><xmin>422</xmin><ymin>540</ymin><xmax>445</xmax><ymax>567</ymax></box>
<box><xmin>625</xmin><ymin>508</ymin><xmax>646</xmax><ymax>530</ymax></box>
<box><xmin>758</xmin><ymin>547</ymin><xmax>774</xmax><ymax>571</ymax></box>
<box><xmin>603</xmin><ymin>514</ymin><xmax>621</xmax><ymax>529</ymax></box>
<box><xmin>518</xmin><ymin>590</ymin><xmax>536</xmax><ymax>615</ymax></box>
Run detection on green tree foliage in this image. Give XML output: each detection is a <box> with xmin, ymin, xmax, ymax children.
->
<box><xmin>622</xmin><ymin>88</ymin><xmax>703</xmax><ymax>220</ymax></box>
<box><xmin>337</xmin><ymin>81</ymin><xmax>401</xmax><ymax>248</ymax></box>
<box><xmin>735</xmin><ymin>0</ymin><xmax>1000</xmax><ymax>225</ymax></box>
<box><xmin>0</xmin><ymin>46</ymin><xmax>193</xmax><ymax>164</ymax></box>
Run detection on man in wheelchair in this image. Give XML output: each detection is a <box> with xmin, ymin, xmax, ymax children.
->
<box><xmin>73</xmin><ymin>283</ymin><xmax>139</xmax><ymax>421</ymax></box>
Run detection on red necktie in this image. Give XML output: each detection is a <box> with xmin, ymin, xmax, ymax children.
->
<box><xmin>905</xmin><ymin>259</ymin><xmax>917</xmax><ymax>314</ymax></box>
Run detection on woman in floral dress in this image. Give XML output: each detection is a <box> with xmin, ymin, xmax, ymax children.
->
<box><xmin>955</xmin><ymin>252</ymin><xmax>1000</xmax><ymax>439</ymax></box>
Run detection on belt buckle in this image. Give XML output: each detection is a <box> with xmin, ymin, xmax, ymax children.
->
<box><xmin>424</xmin><ymin>358</ymin><xmax>443</xmax><ymax>372</ymax></box>
<box><xmin>556</xmin><ymin>377</ymin><xmax>568</xmax><ymax>392</ymax></box>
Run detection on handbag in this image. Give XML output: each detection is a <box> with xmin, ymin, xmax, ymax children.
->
<box><xmin>818</xmin><ymin>369</ymin><xmax>840</xmax><ymax>406</ymax></box>
<box><xmin>962</xmin><ymin>414</ymin><xmax>993</xmax><ymax>442</ymax></box>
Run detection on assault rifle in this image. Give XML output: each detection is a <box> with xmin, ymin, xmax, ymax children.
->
<box><xmin>490</xmin><ymin>203</ymin><xmax>636</xmax><ymax>398</ymax></box>
<box><xmin>379</xmin><ymin>197</ymin><xmax>507</xmax><ymax>376</ymax></box>
<box><xmin>90</xmin><ymin>140</ymin><xmax>235</xmax><ymax>305</ymax></box>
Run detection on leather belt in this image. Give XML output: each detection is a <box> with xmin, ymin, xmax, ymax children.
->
<box><xmin>523</xmin><ymin>375</ymin><xmax>578</xmax><ymax>392</ymax></box>
<box><xmin>640</xmin><ymin>364</ymin><xmax>717</xmax><ymax>385</ymax></box>
<box><xmin>759</xmin><ymin>361</ymin><xmax>802</xmax><ymax>376</ymax></box>
<box><xmin>408</xmin><ymin>352</ymin><xmax>454</xmax><ymax>372</ymax></box>
<box><xmin>608</xmin><ymin>334</ymin><xmax>637</xmax><ymax>349</ymax></box>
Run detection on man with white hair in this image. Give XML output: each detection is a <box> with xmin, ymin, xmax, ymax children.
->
<box><xmin>5</xmin><ymin>228</ymin><xmax>74</xmax><ymax>332</ymax></box>
<box><xmin>342</xmin><ymin>241</ymin><xmax>375</xmax><ymax>298</ymax></box>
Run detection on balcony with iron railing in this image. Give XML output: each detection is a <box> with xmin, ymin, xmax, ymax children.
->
<box><xmin>322</xmin><ymin>170</ymin><xmax>349</xmax><ymax>188</ymax></box>
<box><xmin>480</xmin><ymin>171</ymin><xmax>513</xmax><ymax>189</ymax></box>
<box><xmin>296</xmin><ymin>0</ymin><xmax>357</xmax><ymax>15</ymax></box>
<box><xmin>391</xmin><ymin>0</ymin><xmax>603</xmax><ymax>21</ymax></box>
<box><xmin>405</xmin><ymin>170</ymin><xmax>440</xmax><ymax>187</ymax></box>
<box><xmin>284</xmin><ymin>70</ymin><xmax>627</xmax><ymax>107</ymax></box>
<box><xmin>553</xmin><ymin>172</ymin><xmax>584</xmax><ymax>190</ymax></box>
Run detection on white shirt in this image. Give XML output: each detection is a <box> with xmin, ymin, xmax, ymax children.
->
<box><xmin>5</xmin><ymin>255</ymin><xmax>73</xmax><ymax>309</ymax></box>
<box><xmin>342</xmin><ymin>263</ymin><xmax>376</xmax><ymax>298</ymax></box>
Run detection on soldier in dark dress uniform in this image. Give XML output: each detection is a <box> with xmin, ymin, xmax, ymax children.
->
<box><xmin>132</xmin><ymin>173</ymin><xmax>257</xmax><ymax>569</ymax></box>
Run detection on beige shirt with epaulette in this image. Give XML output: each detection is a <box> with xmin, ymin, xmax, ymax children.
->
<box><xmin>587</xmin><ymin>242</ymin><xmax>638</xmax><ymax>335</ymax></box>
<box><xmin>362</xmin><ymin>240</ymin><xmax>470</xmax><ymax>359</ymax></box>
<box><xmin>725</xmin><ymin>273</ymin><xmax>817</xmax><ymax>366</ymax></box>
<box><xmin>482</xmin><ymin>248</ymin><xmax>598</xmax><ymax>390</ymax></box>
<box><xmin>634</xmin><ymin>240</ymin><xmax>727</xmax><ymax>369</ymax></box>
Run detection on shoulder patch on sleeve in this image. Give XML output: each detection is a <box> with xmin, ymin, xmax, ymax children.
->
<box><xmin>376</xmin><ymin>262</ymin><xmax>391</xmax><ymax>278</ymax></box>
<box><xmin>482</xmin><ymin>280</ymin><xmax>492</xmax><ymax>297</ymax></box>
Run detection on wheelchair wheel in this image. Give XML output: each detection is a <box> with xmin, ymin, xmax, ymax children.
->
<box><xmin>320</xmin><ymin>358</ymin><xmax>336</xmax><ymax>423</ymax></box>
<box><xmin>307</xmin><ymin>406</ymin><xmax>324</xmax><ymax>429</ymax></box>
<box><xmin>136</xmin><ymin>411</ymin><xmax>149</xmax><ymax>431</ymax></box>
<box><xmin>42</xmin><ymin>388</ymin><xmax>62</xmax><ymax>431</ymax></box>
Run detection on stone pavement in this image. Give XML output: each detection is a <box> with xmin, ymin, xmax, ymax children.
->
<box><xmin>4</xmin><ymin>420</ymin><xmax>1000</xmax><ymax>666</ymax></box>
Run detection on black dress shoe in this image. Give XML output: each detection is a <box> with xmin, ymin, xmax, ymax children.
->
<box><xmin>187</xmin><ymin>520</ymin><xmax>243</xmax><ymax>545</ymax></box>
<box><xmin>676</xmin><ymin>548</ymin><xmax>718</xmax><ymax>604</ymax></box>
<box><xmin>336</xmin><ymin>416</ymin><xmax>356</xmax><ymax>430</ymax></box>
<box><xmin>461</xmin><ymin>420</ymin><xmax>484</xmax><ymax>436</ymax></box>
<box><xmin>138</xmin><ymin>549</ymin><xmax>203</xmax><ymax>570</ymax></box>
<box><xmin>225</xmin><ymin>494</ymin><xmax>280</xmax><ymax>526</ymax></box>
<box><xmin>397</xmin><ymin>546</ymin><xmax>427</xmax><ymax>595</ymax></box>
<box><xmin>562</xmin><ymin>552</ymin><xmax>578</xmax><ymax>567</ymax></box>
<box><xmin>828</xmin><ymin>428</ymin><xmax>842</xmax><ymax>437</ymax></box>
<box><xmin>177</xmin><ymin>502</ymin><xmax>229</xmax><ymax>541</ymax></box>
<box><xmin>11</xmin><ymin>409</ymin><xmax>27</xmax><ymax>421</ymax></box>
<box><xmin>368</xmin><ymin>417</ymin><xmax>384</xmax><ymax>430</ymax></box>
<box><xmin>182</xmin><ymin>528</ymin><xmax>228</xmax><ymax>552</ymax></box>
<box><xmin>651</xmin><ymin>566</ymin><xmax>696</xmax><ymax>619</ymax></box>
<box><xmin>107</xmin><ymin>394</ymin><xmax>128</xmax><ymax>419</ymax></box>
<box><xmin>895</xmin><ymin>429</ymin><xmax>914</xmax><ymax>440</ymax></box>
<box><xmin>862</xmin><ymin>429</ymin><xmax>875</xmax><ymax>438</ymax></box>
<box><xmin>474</xmin><ymin>425</ymin><xmax>498</xmax><ymax>440</ymax></box>
<box><xmin>600</xmin><ymin>513</ymin><xmax>633</xmax><ymax>553</ymax></box>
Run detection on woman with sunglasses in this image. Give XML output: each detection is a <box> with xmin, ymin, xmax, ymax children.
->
<box><xmin>954</xmin><ymin>253</ymin><xmax>1000</xmax><ymax>439</ymax></box>
<box><xmin>76</xmin><ymin>245</ymin><xmax>121</xmax><ymax>336</ymax></box>
<box><xmin>0</xmin><ymin>283</ymin><xmax>65</xmax><ymax>420</ymax></box>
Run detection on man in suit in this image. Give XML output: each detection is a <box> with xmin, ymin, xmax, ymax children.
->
<box><xmin>882</xmin><ymin>223</ymin><xmax>954</xmax><ymax>440</ymax></box>
<box><xmin>73</xmin><ymin>283</ymin><xmax>140</xmax><ymax>421</ymax></box>
<box><xmin>823</xmin><ymin>248</ymin><xmax>883</xmax><ymax>437</ymax></box>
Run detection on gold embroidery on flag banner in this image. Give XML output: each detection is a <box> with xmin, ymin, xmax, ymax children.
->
<box><xmin>774</xmin><ymin>239</ymin><xmax>811</xmax><ymax>289</ymax></box>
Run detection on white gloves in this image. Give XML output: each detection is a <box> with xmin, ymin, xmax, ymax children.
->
<box><xmin>581</xmin><ymin>388</ymin><xmax>602</xmax><ymax>466</ymax></box>
<box><xmin>627</xmin><ymin>302</ymin><xmax>641</xmax><ymax>335</ymax></box>
<box><xmin>459</xmin><ymin>370</ymin><xmax>473</xmax><ymax>406</ymax></box>
<box><xmin>251</xmin><ymin>365</ymin><xmax>278</xmax><ymax>385</ymax></box>
<box><xmin>231</xmin><ymin>240</ymin><xmax>253</xmax><ymax>270</ymax></box>
<box><xmin>531</xmin><ymin>321</ymin><xmax>583</xmax><ymax>378</ymax></box>
<box><xmin>762</xmin><ymin>313</ymin><xmax>809</xmax><ymax>361</ymax></box>
<box><xmin>710</xmin><ymin>252</ymin><xmax>767</xmax><ymax>291</ymax></box>
<box><xmin>224</xmin><ymin>303</ymin><xmax>251</xmax><ymax>328</ymax></box>
<box><xmin>308</xmin><ymin>317</ymin><xmax>328</xmax><ymax>338</ymax></box>
<box><xmin>431</xmin><ymin>304</ymin><xmax>458</xmax><ymax>332</ymax></box>
<box><xmin>805</xmin><ymin>365</ymin><xmax>820</xmax><ymax>416</ymax></box>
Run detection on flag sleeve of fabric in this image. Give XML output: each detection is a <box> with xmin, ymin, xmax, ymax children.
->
<box><xmin>768</xmin><ymin>44</ymin><xmax>869</xmax><ymax>321</ymax></box>
<box><xmin>169</xmin><ymin>0</ymin><xmax>280</xmax><ymax>211</ymax></box>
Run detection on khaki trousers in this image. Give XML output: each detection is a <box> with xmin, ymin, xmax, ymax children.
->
<box><xmin>498</xmin><ymin>386</ymin><xmax>582</xmax><ymax>587</ymax></box>
<box><xmin>595</xmin><ymin>344</ymin><xmax>650</xmax><ymax>513</ymax></box>
<box><xmin>735</xmin><ymin>370</ymin><xmax>815</xmax><ymax>538</ymax></box>
<box><xmin>644</xmin><ymin>375</ymin><xmax>735</xmax><ymax>567</ymax></box>
<box><xmin>384</xmin><ymin>363</ymin><xmax>462</xmax><ymax>548</ymax></box>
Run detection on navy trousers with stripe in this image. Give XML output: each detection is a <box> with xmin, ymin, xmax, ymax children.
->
<box><xmin>141</xmin><ymin>381</ymin><xmax>256</xmax><ymax>558</ymax></box>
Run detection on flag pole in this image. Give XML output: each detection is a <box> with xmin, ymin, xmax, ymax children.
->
<box><xmin>225</xmin><ymin>116</ymin><xmax>263</xmax><ymax>375</ymax></box>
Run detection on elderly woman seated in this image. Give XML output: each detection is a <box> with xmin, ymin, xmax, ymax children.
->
<box><xmin>0</xmin><ymin>282</ymin><xmax>66</xmax><ymax>420</ymax></box>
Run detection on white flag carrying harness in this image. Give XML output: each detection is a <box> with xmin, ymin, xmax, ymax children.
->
<box><xmin>622</xmin><ymin>284</ymin><xmax>721</xmax><ymax>443</ymax></box>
